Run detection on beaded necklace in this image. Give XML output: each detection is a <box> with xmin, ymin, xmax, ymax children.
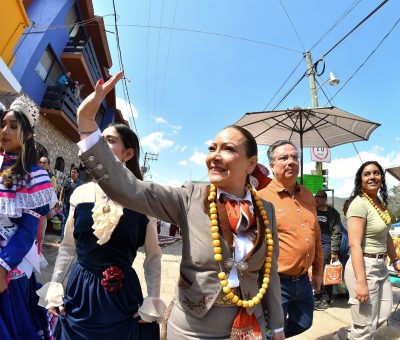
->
<box><xmin>362</xmin><ymin>190</ymin><xmax>392</xmax><ymax>225</ymax></box>
<box><xmin>208</xmin><ymin>183</ymin><xmax>273</xmax><ymax>308</ymax></box>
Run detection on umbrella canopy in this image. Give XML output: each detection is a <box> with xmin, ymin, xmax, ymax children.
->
<box><xmin>385</xmin><ymin>165</ymin><xmax>400</xmax><ymax>182</ymax></box>
<box><xmin>235</xmin><ymin>106</ymin><xmax>380</xmax><ymax>180</ymax></box>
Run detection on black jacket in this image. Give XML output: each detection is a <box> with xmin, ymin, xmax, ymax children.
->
<box><xmin>318</xmin><ymin>205</ymin><xmax>342</xmax><ymax>254</ymax></box>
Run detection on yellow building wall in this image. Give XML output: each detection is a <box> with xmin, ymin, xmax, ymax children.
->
<box><xmin>0</xmin><ymin>0</ymin><xmax>30</xmax><ymax>66</ymax></box>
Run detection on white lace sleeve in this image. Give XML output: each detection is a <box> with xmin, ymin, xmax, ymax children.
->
<box><xmin>37</xmin><ymin>203</ymin><xmax>77</xmax><ymax>308</ymax></box>
<box><xmin>138</xmin><ymin>217</ymin><xmax>166</xmax><ymax>322</ymax></box>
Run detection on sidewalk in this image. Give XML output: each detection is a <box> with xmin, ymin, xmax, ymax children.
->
<box><xmin>37</xmin><ymin>233</ymin><xmax>400</xmax><ymax>339</ymax></box>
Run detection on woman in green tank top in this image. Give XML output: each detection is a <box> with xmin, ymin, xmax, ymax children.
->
<box><xmin>334</xmin><ymin>161</ymin><xmax>399</xmax><ymax>340</ymax></box>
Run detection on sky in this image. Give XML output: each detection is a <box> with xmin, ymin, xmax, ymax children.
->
<box><xmin>92</xmin><ymin>0</ymin><xmax>400</xmax><ymax>198</ymax></box>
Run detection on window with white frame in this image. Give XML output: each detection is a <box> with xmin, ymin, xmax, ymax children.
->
<box><xmin>35</xmin><ymin>48</ymin><xmax>55</xmax><ymax>81</ymax></box>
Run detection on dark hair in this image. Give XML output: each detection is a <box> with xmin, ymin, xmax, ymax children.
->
<box><xmin>70</xmin><ymin>166</ymin><xmax>80</xmax><ymax>174</ymax></box>
<box><xmin>350</xmin><ymin>160</ymin><xmax>388</xmax><ymax>206</ymax></box>
<box><xmin>39</xmin><ymin>155</ymin><xmax>50</xmax><ymax>165</ymax></box>
<box><xmin>315</xmin><ymin>190</ymin><xmax>327</xmax><ymax>198</ymax></box>
<box><xmin>108</xmin><ymin>123</ymin><xmax>143</xmax><ymax>180</ymax></box>
<box><xmin>267</xmin><ymin>140</ymin><xmax>298</xmax><ymax>164</ymax></box>
<box><xmin>224</xmin><ymin>125</ymin><xmax>257</xmax><ymax>158</ymax></box>
<box><xmin>0</xmin><ymin>109</ymin><xmax>37</xmax><ymax>188</ymax></box>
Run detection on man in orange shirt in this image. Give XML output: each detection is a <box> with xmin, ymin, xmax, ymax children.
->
<box><xmin>258</xmin><ymin>140</ymin><xmax>323</xmax><ymax>338</ymax></box>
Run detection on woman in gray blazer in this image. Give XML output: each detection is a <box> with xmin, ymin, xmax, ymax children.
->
<box><xmin>76</xmin><ymin>72</ymin><xmax>284</xmax><ymax>340</ymax></box>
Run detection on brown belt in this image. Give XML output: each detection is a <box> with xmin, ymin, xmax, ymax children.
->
<box><xmin>279</xmin><ymin>273</ymin><xmax>307</xmax><ymax>281</ymax></box>
<box><xmin>363</xmin><ymin>253</ymin><xmax>386</xmax><ymax>259</ymax></box>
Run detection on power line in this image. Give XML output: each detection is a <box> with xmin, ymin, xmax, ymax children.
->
<box><xmin>277</xmin><ymin>0</ymin><xmax>305</xmax><ymax>52</ymax></box>
<box><xmin>110</xmin><ymin>24</ymin><xmax>302</xmax><ymax>54</ymax></box>
<box><xmin>32</xmin><ymin>21</ymin><xmax>302</xmax><ymax>54</ymax></box>
<box><xmin>352</xmin><ymin>143</ymin><xmax>364</xmax><ymax>163</ymax></box>
<box><xmin>153</xmin><ymin>0</ymin><xmax>165</xmax><ymax>130</ymax></box>
<box><xmin>270</xmin><ymin>61</ymin><xmax>310</xmax><ymax>110</ymax></box>
<box><xmin>325</xmin><ymin>15</ymin><xmax>400</xmax><ymax>104</ymax></box>
<box><xmin>145</xmin><ymin>0</ymin><xmax>152</xmax><ymax>134</ymax></box>
<box><xmin>159</xmin><ymin>0</ymin><xmax>179</xmax><ymax>118</ymax></box>
<box><xmin>266</xmin><ymin>0</ymin><xmax>390</xmax><ymax>110</ymax></box>
<box><xmin>309</xmin><ymin>0</ymin><xmax>363</xmax><ymax>51</ymax></box>
<box><xmin>263</xmin><ymin>56</ymin><xmax>304</xmax><ymax>110</ymax></box>
<box><xmin>315</xmin><ymin>78</ymin><xmax>334</xmax><ymax>106</ymax></box>
<box><xmin>321</xmin><ymin>0</ymin><xmax>389</xmax><ymax>60</ymax></box>
<box><xmin>111</xmin><ymin>0</ymin><xmax>142</xmax><ymax>155</ymax></box>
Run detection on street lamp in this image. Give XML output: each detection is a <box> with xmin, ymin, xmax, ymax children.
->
<box><xmin>327</xmin><ymin>72</ymin><xmax>340</xmax><ymax>86</ymax></box>
<box><xmin>305</xmin><ymin>51</ymin><xmax>340</xmax><ymax>175</ymax></box>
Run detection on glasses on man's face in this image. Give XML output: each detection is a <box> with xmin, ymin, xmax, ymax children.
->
<box><xmin>315</xmin><ymin>195</ymin><xmax>326</xmax><ymax>199</ymax></box>
<box><xmin>275</xmin><ymin>154</ymin><xmax>300</xmax><ymax>163</ymax></box>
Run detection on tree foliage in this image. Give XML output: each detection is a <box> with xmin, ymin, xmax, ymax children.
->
<box><xmin>388</xmin><ymin>185</ymin><xmax>400</xmax><ymax>223</ymax></box>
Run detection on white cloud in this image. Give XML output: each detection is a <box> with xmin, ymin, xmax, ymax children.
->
<box><xmin>116</xmin><ymin>97</ymin><xmax>138</xmax><ymax>120</ymax></box>
<box><xmin>302</xmin><ymin>149</ymin><xmax>400</xmax><ymax>198</ymax></box>
<box><xmin>155</xmin><ymin>116</ymin><xmax>167</xmax><ymax>124</ymax></box>
<box><xmin>141</xmin><ymin>132</ymin><xmax>174</xmax><ymax>153</ymax></box>
<box><xmin>169</xmin><ymin>124</ymin><xmax>182</xmax><ymax>135</ymax></box>
<box><xmin>153</xmin><ymin>116</ymin><xmax>182</xmax><ymax>135</ymax></box>
<box><xmin>179</xmin><ymin>160</ymin><xmax>189</xmax><ymax>166</ymax></box>
<box><xmin>165</xmin><ymin>179</ymin><xmax>183</xmax><ymax>187</ymax></box>
<box><xmin>205</xmin><ymin>140</ymin><xmax>213</xmax><ymax>146</ymax></box>
<box><xmin>189</xmin><ymin>151</ymin><xmax>207</xmax><ymax>165</ymax></box>
<box><xmin>174</xmin><ymin>145</ymin><xmax>188</xmax><ymax>153</ymax></box>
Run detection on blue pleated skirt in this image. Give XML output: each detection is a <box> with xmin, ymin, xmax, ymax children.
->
<box><xmin>0</xmin><ymin>273</ymin><xmax>50</xmax><ymax>340</ymax></box>
<box><xmin>56</xmin><ymin>262</ymin><xmax>159</xmax><ymax>340</ymax></box>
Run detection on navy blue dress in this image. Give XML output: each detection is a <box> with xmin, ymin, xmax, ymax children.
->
<box><xmin>56</xmin><ymin>203</ymin><xmax>160</xmax><ymax>339</ymax></box>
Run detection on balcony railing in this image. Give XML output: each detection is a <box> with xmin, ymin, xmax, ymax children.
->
<box><xmin>41</xmin><ymin>86</ymin><xmax>79</xmax><ymax>124</ymax></box>
<box><xmin>64</xmin><ymin>37</ymin><xmax>102</xmax><ymax>84</ymax></box>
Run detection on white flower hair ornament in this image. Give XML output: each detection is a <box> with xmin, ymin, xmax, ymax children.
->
<box><xmin>9</xmin><ymin>95</ymin><xmax>39</xmax><ymax>128</ymax></box>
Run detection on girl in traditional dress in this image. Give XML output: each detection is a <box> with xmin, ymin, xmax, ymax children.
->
<box><xmin>0</xmin><ymin>96</ymin><xmax>58</xmax><ymax>339</ymax></box>
<box><xmin>38</xmin><ymin>123</ymin><xmax>165</xmax><ymax>339</ymax></box>
<box><xmin>75</xmin><ymin>73</ymin><xmax>284</xmax><ymax>339</ymax></box>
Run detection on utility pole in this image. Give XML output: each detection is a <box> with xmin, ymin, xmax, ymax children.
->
<box><xmin>305</xmin><ymin>50</ymin><xmax>322</xmax><ymax>176</ymax></box>
<box><xmin>141</xmin><ymin>152</ymin><xmax>158</xmax><ymax>179</ymax></box>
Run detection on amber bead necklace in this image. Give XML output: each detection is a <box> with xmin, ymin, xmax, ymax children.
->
<box><xmin>208</xmin><ymin>183</ymin><xmax>273</xmax><ymax>308</ymax></box>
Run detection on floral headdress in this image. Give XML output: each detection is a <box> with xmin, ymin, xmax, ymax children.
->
<box><xmin>9</xmin><ymin>95</ymin><xmax>39</xmax><ymax>128</ymax></box>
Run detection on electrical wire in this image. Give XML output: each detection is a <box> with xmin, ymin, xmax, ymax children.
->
<box><xmin>352</xmin><ymin>143</ymin><xmax>364</xmax><ymax>163</ymax></box>
<box><xmin>321</xmin><ymin>0</ymin><xmax>389</xmax><ymax>60</ymax></box>
<box><xmin>270</xmin><ymin>70</ymin><xmax>307</xmax><ymax>110</ymax></box>
<box><xmin>266</xmin><ymin>0</ymin><xmax>390</xmax><ymax>111</ymax></box>
<box><xmin>262</xmin><ymin>56</ymin><xmax>304</xmax><ymax>110</ymax></box>
<box><xmin>324</xmin><ymin>15</ymin><xmax>400</xmax><ymax>104</ymax></box>
<box><xmin>31</xmin><ymin>20</ymin><xmax>302</xmax><ymax>54</ymax></box>
<box><xmin>153</xmin><ymin>0</ymin><xmax>165</xmax><ymax>131</ymax></box>
<box><xmin>310</xmin><ymin>0</ymin><xmax>363</xmax><ymax>51</ymax></box>
<box><xmin>277</xmin><ymin>0</ymin><xmax>305</xmax><ymax>52</ymax></box>
<box><xmin>314</xmin><ymin>78</ymin><xmax>334</xmax><ymax>106</ymax></box>
<box><xmin>111</xmin><ymin>0</ymin><xmax>142</xmax><ymax>156</ymax></box>
<box><xmin>159</xmin><ymin>0</ymin><xmax>179</xmax><ymax>118</ymax></box>
<box><xmin>145</xmin><ymin>0</ymin><xmax>152</xmax><ymax>134</ymax></box>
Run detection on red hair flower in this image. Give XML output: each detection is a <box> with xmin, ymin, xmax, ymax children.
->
<box><xmin>101</xmin><ymin>265</ymin><xmax>124</xmax><ymax>292</ymax></box>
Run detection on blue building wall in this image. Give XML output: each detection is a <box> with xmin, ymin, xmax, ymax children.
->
<box><xmin>11</xmin><ymin>0</ymin><xmax>76</xmax><ymax>105</ymax></box>
<box><xmin>100</xmin><ymin>108</ymin><xmax>117</xmax><ymax>130</ymax></box>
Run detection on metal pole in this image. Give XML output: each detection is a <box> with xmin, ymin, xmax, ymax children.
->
<box><xmin>305</xmin><ymin>51</ymin><xmax>322</xmax><ymax>175</ymax></box>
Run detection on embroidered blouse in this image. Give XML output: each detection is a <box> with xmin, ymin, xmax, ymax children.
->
<box><xmin>0</xmin><ymin>152</ymin><xmax>58</xmax><ymax>279</ymax></box>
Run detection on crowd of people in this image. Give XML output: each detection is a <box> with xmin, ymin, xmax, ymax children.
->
<box><xmin>0</xmin><ymin>72</ymin><xmax>399</xmax><ymax>340</ymax></box>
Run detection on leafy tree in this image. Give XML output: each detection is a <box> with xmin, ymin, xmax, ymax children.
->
<box><xmin>388</xmin><ymin>185</ymin><xmax>400</xmax><ymax>223</ymax></box>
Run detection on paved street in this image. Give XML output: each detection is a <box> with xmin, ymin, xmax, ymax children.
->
<box><xmin>38</xmin><ymin>233</ymin><xmax>400</xmax><ymax>339</ymax></box>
